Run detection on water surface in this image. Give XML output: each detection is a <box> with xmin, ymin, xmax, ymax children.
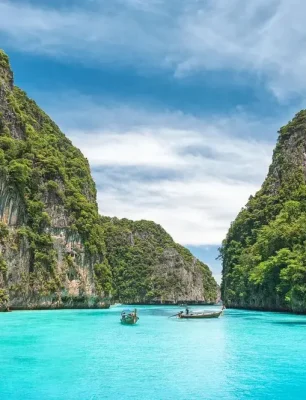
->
<box><xmin>1</xmin><ymin>305</ymin><xmax>305</xmax><ymax>399</ymax></box>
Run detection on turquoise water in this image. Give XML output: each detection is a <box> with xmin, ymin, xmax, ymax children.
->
<box><xmin>1</xmin><ymin>305</ymin><xmax>306</xmax><ymax>400</ymax></box>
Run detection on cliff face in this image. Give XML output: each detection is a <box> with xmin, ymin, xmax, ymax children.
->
<box><xmin>221</xmin><ymin>110</ymin><xmax>306</xmax><ymax>313</ymax></box>
<box><xmin>0</xmin><ymin>50</ymin><xmax>105</xmax><ymax>309</ymax></box>
<box><xmin>101</xmin><ymin>217</ymin><xmax>218</xmax><ymax>304</ymax></box>
<box><xmin>0</xmin><ymin>50</ymin><xmax>218</xmax><ymax>309</ymax></box>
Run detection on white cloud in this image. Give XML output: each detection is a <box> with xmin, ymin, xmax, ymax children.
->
<box><xmin>70</xmin><ymin>127</ymin><xmax>272</xmax><ymax>182</ymax></box>
<box><xmin>175</xmin><ymin>0</ymin><xmax>306</xmax><ymax>100</ymax></box>
<box><xmin>95</xmin><ymin>175</ymin><xmax>261</xmax><ymax>246</ymax></box>
<box><xmin>39</xmin><ymin>94</ymin><xmax>277</xmax><ymax>246</ymax></box>
<box><xmin>1</xmin><ymin>0</ymin><xmax>306</xmax><ymax>99</ymax></box>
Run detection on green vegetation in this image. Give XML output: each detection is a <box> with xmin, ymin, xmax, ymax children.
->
<box><xmin>101</xmin><ymin>217</ymin><xmax>217</xmax><ymax>303</ymax></box>
<box><xmin>0</xmin><ymin>50</ymin><xmax>217</xmax><ymax>307</ymax></box>
<box><xmin>0</xmin><ymin>53</ymin><xmax>110</xmax><ymax>301</ymax></box>
<box><xmin>0</xmin><ymin>288</ymin><xmax>9</xmax><ymax>309</ymax></box>
<box><xmin>0</xmin><ymin>222</ymin><xmax>9</xmax><ymax>244</ymax></box>
<box><xmin>0</xmin><ymin>50</ymin><xmax>9</xmax><ymax>69</ymax></box>
<box><xmin>221</xmin><ymin>110</ymin><xmax>306</xmax><ymax>313</ymax></box>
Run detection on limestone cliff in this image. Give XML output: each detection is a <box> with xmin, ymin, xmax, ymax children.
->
<box><xmin>0</xmin><ymin>50</ymin><xmax>105</xmax><ymax>309</ymax></box>
<box><xmin>221</xmin><ymin>110</ymin><xmax>306</xmax><ymax>313</ymax></box>
<box><xmin>0</xmin><ymin>50</ymin><xmax>217</xmax><ymax>309</ymax></box>
<box><xmin>101</xmin><ymin>217</ymin><xmax>217</xmax><ymax>304</ymax></box>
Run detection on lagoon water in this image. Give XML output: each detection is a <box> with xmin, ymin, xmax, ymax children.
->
<box><xmin>1</xmin><ymin>305</ymin><xmax>306</xmax><ymax>400</ymax></box>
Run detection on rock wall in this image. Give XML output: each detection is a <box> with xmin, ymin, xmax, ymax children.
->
<box><xmin>0</xmin><ymin>50</ymin><xmax>106</xmax><ymax>310</ymax></box>
<box><xmin>0</xmin><ymin>176</ymin><xmax>24</xmax><ymax>226</ymax></box>
<box><xmin>0</xmin><ymin>175</ymin><xmax>104</xmax><ymax>309</ymax></box>
<box><xmin>0</xmin><ymin>49</ymin><xmax>218</xmax><ymax>310</ymax></box>
<box><xmin>221</xmin><ymin>110</ymin><xmax>306</xmax><ymax>313</ymax></box>
<box><xmin>102</xmin><ymin>218</ymin><xmax>218</xmax><ymax>304</ymax></box>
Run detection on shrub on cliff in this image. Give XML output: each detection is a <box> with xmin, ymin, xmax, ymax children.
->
<box><xmin>221</xmin><ymin>111</ymin><xmax>306</xmax><ymax>312</ymax></box>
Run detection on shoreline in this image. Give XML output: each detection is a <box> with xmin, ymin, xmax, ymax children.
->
<box><xmin>0</xmin><ymin>302</ymin><xmax>221</xmax><ymax>312</ymax></box>
<box><xmin>1</xmin><ymin>304</ymin><xmax>111</xmax><ymax>312</ymax></box>
<box><xmin>122</xmin><ymin>304</ymin><xmax>220</xmax><ymax>307</ymax></box>
<box><xmin>3</xmin><ymin>304</ymin><xmax>306</xmax><ymax>315</ymax></box>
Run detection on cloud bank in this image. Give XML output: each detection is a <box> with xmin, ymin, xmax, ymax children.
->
<box><xmin>40</xmin><ymin>94</ymin><xmax>275</xmax><ymax>246</ymax></box>
<box><xmin>1</xmin><ymin>0</ymin><xmax>301</xmax><ymax>252</ymax></box>
<box><xmin>0</xmin><ymin>0</ymin><xmax>306</xmax><ymax>99</ymax></box>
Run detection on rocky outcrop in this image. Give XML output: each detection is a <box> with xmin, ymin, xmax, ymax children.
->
<box><xmin>0</xmin><ymin>180</ymin><xmax>104</xmax><ymax>310</ymax></box>
<box><xmin>102</xmin><ymin>218</ymin><xmax>217</xmax><ymax>304</ymax></box>
<box><xmin>0</xmin><ymin>50</ymin><xmax>106</xmax><ymax>309</ymax></box>
<box><xmin>0</xmin><ymin>49</ymin><xmax>218</xmax><ymax>310</ymax></box>
<box><xmin>0</xmin><ymin>175</ymin><xmax>24</xmax><ymax>225</ymax></box>
<box><xmin>221</xmin><ymin>110</ymin><xmax>306</xmax><ymax>313</ymax></box>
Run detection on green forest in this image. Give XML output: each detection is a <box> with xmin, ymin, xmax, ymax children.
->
<box><xmin>221</xmin><ymin>110</ymin><xmax>306</xmax><ymax>312</ymax></box>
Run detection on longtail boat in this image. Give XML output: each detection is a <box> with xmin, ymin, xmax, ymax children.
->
<box><xmin>178</xmin><ymin>310</ymin><xmax>223</xmax><ymax>319</ymax></box>
<box><xmin>120</xmin><ymin>309</ymin><xmax>139</xmax><ymax>325</ymax></box>
<box><xmin>171</xmin><ymin>306</ymin><xmax>225</xmax><ymax>319</ymax></box>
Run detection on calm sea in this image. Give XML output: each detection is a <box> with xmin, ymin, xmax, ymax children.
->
<box><xmin>0</xmin><ymin>305</ymin><xmax>305</xmax><ymax>399</ymax></box>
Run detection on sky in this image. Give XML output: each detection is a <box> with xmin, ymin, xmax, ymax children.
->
<box><xmin>1</xmin><ymin>0</ymin><xmax>306</xmax><ymax>283</ymax></box>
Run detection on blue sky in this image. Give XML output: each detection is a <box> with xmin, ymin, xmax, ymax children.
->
<box><xmin>1</xmin><ymin>0</ymin><xmax>306</xmax><ymax>283</ymax></box>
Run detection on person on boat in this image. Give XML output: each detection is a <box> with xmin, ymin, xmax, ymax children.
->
<box><xmin>185</xmin><ymin>307</ymin><xmax>189</xmax><ymax>315</ymax></box>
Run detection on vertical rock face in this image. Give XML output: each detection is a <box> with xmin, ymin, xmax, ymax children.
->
<box><xmin>0</xmin><ymin>50</ymin><xmax>105</xmax><ymax>309</ymax></box>
<box><xmin>0</xmin><ymin>177</ymin><xmax>24</xmax><ymax>225</ymax></box>
<box><xmin>0</xmin><ymin>50</ymin><xmax>218</xmax><ymax>309</ymax></box>
<box><xmin>221</xmin><ymin>111</ymin><xmax>306</xmax><ymax>313</ymax></box>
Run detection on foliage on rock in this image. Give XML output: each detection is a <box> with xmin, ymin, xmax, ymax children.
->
<box><xmin>0</xmin><ymin>50</ymin><xmax>110</xmax><ymax>303</ymax></box>
<box><xmin>101</xmin><ymin>217</ymin><xmax>217</xmax><ymax>303</ymax></box>
<box><xmin>221</xmin><ymin>110</ymin><xmax>306</xmax><ymax>312</ymax></box>
<box><xmin>0</xmin><ymin>50</ymin><xmax>217</xmax><ymax>308</ymax></box>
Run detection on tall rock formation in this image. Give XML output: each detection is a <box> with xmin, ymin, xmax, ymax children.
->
<box><xmin>101</xmin><ymin>217</ymin><xmax>217</xmax><ymax>304</ymax></box>
<box><xmin>0</xmin><ymin>50</ymin><xmax>217</xmax><ymax>309</ymax></box>
<box><xmin>0</xmin><ymin>50</ymin><xmax>106</xmax><ymax>309</ymax></box>
<box><xmin>221</xmin><ymin>110</ymin><xmax>306</xmax><ymax>313</ymax></box>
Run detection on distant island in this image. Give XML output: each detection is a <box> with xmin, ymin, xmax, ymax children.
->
<box><xmin>0</xmin><ymin>50</ymin><xmax>217</xmax><ymax>311</ymax></box>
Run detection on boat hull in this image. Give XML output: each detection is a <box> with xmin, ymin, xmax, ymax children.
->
<box><xmin>179</xmin><ymin>311</ymin><xmax>222</xmax><ymax>319</ymax></box>
<box><xmin>121</xmin><ymin>316</ymin><xmax>139</xmax><ymax>325</ymax></box>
